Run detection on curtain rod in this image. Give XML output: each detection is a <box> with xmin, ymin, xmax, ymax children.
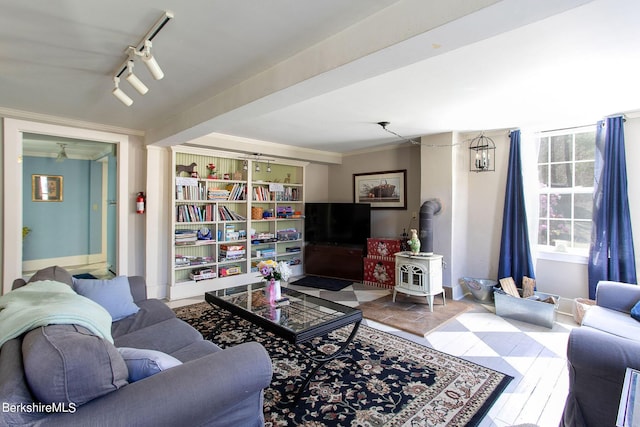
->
<box><xmin>535</xmin><ymin>115</ymin><xmax>626</xmax><ymax>134</ymax></box>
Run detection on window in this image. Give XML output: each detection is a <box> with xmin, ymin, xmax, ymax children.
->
<box><xmin>537</xmin><ymin>127</ymin><xmax>595</xmax><ymax>254</ymax></box>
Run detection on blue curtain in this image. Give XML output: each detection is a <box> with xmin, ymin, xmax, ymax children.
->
<box><xmin>498</xmin><ymin>130</ymin><xmax>535</xmax><ymax>286</ymax></box>
<box><xmin>588</xmin><ymin>116</ymin><xmax>637</xmax><ymax>299</ymax></box>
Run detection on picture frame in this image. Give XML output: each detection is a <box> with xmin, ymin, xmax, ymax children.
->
<box><xmin>32</xmin><ymin>174</ymin><xmax>63</xmax><ymax>202</ymax></box>
<box><xmin>353</xmin><ymin>169</ymin><xmax>407</xmax><ymax>209</ymax></box>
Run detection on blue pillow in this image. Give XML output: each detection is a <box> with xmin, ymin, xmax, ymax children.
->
<box><xmin>631</xmin><ymin>300</ymin><xmax>640</xmax><ymax>322</ymax></box>
<box><xmin>117</xmin><ymin>347</ymin><xmax>182</xmax><ymax>382</ymax></box>
<box><xmin>73</xmin><ymin>276</ymin><xmax>139</xmax><ymax>321</ymax></box>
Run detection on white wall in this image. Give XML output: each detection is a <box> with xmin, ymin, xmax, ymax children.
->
<box><xmin>305</xmin><ymin>163</ymin><xmax>330</xmax><ymax>202</ymax></box>
<box><xmin>462</xmin><ymin>131</ymin><xmax>510</xmax><ymax>281</ymax></box>
<box><xmin>420</xmin><ymin>133</ymin><xmax>456</xmax><ymax>294</ymax></box>
<box><xmin>328</xmin><ymin>144</ymin><xmax>421</xmax><ymax>238</ymax></box>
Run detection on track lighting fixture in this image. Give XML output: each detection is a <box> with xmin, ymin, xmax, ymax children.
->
<box><xmin>240</xmin><ymin>153</ymin><xmax>275</xmax><ymax>172</ymax></box>
<box><xmin>112</xmin><ymin>77</ymin><xmax>133</xmax><ymax>106</ymax></box>
<box><xmin>125</xmin><ymin>60</ymin><xmax>148</xmax><ymax>94</ymax></box>
<box><xmin>111</xmin><ymin>11</ymin><xmax>173</xmax><ymax>106</ymax></box>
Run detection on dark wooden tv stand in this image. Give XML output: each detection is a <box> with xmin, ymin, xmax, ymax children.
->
<box><xmin>304</xmin><ymin>243</ymin><xmax>364</xmax><ymax>281</ymax></box>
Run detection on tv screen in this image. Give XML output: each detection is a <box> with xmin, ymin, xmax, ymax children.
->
<box><xmin>304</xmin><ymin>203</ymin><xmax>371</xmax><ymax>245</ymax></box>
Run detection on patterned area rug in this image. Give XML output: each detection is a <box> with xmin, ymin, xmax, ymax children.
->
<box><xmin>174</xmin><ymin>302</ymin><xmax>512</xmax><ymax>426</ymax></box>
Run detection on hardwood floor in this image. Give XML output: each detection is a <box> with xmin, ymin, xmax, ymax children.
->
<box><xmin>167</xmin><ymin>282</ymin><xmax>577</xmax><ymax>427</ymax></box>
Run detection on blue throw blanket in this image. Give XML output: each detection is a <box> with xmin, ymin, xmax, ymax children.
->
<box><xmin>0</xmin><ymin>280</ymin><xmax>113</xmax><ymax>347</ymax></box>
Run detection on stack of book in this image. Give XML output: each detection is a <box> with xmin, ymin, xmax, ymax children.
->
<box><xmin>252</xmin><ymin>248</ymin><xmax>276</xmax><ymax>258</ymax></box>
<box><xmin>175</xmin><ymin>229</ymin><xmax>197</xmax><ymax>245</ymax></box>
<box><xmin>207</xmin><ymin>188</ymin><xmax>230</xmax><ymax>200</ymax></box>
<box><xmin>189</xmin><ymin>267</ymin><xmax>217</xmax><ymax>281</ymax></box>
<box><xmin>174</xmin><ymin>255</ymin><xmax>214</xmax><ymax>267</ymax></box>
<box><xmin>219</xmin><ymin>244</ymin><xmax>245</xmax><ymax>261</ymax></box>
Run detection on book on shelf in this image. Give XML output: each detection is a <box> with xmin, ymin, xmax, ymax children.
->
<box><xmin>225</xmin><ymin>183</ymin><xmax>246</xmax><ymax>201</ymax></box>
<box><xmin>253</xmin><ymin>186</ymin><xmax>274</xmax><ymax>201</ymax></box>
<box><xmin>176</xmin><ymin>179</ymin><xmax>206</xmax><ymax>201</ymax></box>
<box><xmin>217</xmin><ymin>206</ymin><xmax>246</xmax><ymax>221</ymax></box>
<box><xmin>176</xmin><ymin>204</ymin><xmax>215</xmax><ymax>222</ymax></box>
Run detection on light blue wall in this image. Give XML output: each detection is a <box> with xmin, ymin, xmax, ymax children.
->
<box><xmin>22</xmin><ymin>156</ymin><xmax>102</xmax><ymax>260</ymax></box>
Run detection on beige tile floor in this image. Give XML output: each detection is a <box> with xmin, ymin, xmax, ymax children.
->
<box><xmin>166</xmin><ymin>281</ymin><xmax>577</xmax><ymax>427</ymax></box>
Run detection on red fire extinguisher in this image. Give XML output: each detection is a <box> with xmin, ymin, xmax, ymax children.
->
<box><xmin>136</xmin><ymin>192</ymin><xmax>145</xmax><ymax>214</ymax></box>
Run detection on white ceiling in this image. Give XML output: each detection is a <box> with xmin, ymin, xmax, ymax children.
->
<box><xmin>2</xmin><ymin>0</ymin><xmax>640</xmax><ymax>155</ymax></box>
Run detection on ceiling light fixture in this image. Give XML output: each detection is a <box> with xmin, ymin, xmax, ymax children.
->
<box><xmin>56</xmin><ymin>143</ymin><xmax>68</xmax><ymax>162</ymax></box>
<box><xmin>140</xmin><ymin>40</ymin><xmax>164</xmax><ymax>80</ymax></box>
<box><xmin>377</xmin><ymin>121</ymin><xmax>421</xmax><ymax>145</ymax></box>
<box><xmin>112</xmin><ymin>77</ymin><xmax>133</xmax><ymax>106</ymax></box>
<box><xmin>468</xmin><ymin>132</ymin><xmax>496</xmax><ymax>172</ymax></box>
<box><xmin>125</xmin><ymin>60</ymin><xmax>148</xmax><ymax>94</ymax></box>
<box><xmin>111</xmin><ymin>11</ymin><xmax>173</xmax><ymax>106</ymax></box>
<box><xmin>240</xmin><ymin>153</ymin><xmax>275</xmax><ymax>172</ymax></box>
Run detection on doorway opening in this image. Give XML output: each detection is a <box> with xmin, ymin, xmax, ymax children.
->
<box><xmin>22</xmin><ymin>134</ymin><xmax>117</xmax><ymax>279</ymax></box>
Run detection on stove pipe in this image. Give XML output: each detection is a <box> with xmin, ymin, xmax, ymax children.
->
<box><xmin>419</xmin><ymin>199</ymin><xmax>442</xmax><ymax>255</ymax></box>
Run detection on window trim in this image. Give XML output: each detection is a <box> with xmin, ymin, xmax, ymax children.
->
<box><xmin>536</xmin><ymin>125</ymin><xmax>596</xmax><ymax>255</ymax></box>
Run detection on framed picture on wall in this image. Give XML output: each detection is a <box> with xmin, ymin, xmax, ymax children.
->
<box><xmin>353</xmin><ymin>169</ymin><xmax>406</xmax><ymax>209</ymax></box>
<box><xmin>32</xmin><ymin>174</ymin><xmax>63</xmax><ymax>202</ymax></box>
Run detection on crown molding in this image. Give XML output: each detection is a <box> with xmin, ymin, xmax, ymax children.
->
<box><xmin>182</xmin><ymin>132</ymin><xmax>343</xmax><ymax>165</ymax></box>
<box><xmin>0</xmin><ymin>107</ymin><xmax>144</xmax><ymax>137</ymax></box>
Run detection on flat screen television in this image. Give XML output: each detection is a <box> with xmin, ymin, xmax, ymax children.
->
<box><xmin>304</xmin><ymin>202</ymin><xmax>371</xmax><ymax>246</ymax></box>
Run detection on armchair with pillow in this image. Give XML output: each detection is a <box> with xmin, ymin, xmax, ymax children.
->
<box><xmin>0</xmin><ymin>266</ymin><xmax>273</xmax><ymax>427</ymax></box>
<box><xmin>561</xmin><ymin>280</ymin><xmax>640</xmax><ymax>427</ymax></box>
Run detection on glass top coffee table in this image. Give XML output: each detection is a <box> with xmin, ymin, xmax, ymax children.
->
<box><xmin>205</xmin><ymin>283</ymin><xmax>362</xmax><ymax>404</ymax></box>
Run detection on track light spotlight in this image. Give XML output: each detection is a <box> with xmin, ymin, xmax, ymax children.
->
<box><xmin>255</xmin><ymin>162</ymin><xmax>261</xmax><ymax>173</ymax></box>
<box><xmin>125</xmin><ymin>60</ymin><xmax>148</xmax><ymax>94</ymax></box>
<box><xmin>112</xmin><ymin>77</ymin><xmax>133</xmax><ymax>106</ymax></box>
<box><xmin>266</xmin><ymin>161</ymin><xmax>272</xmax><ymax>173</ymax></box>
<box><xmin>141</xmin><ymin>40</ymin><xmax>164</xmax><ymax>80</ymax></box>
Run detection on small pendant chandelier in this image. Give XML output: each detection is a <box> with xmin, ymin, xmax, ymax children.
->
<box><xmin>468</xmin><ymin>133</ymin><xmax>495</xmax><ymax>172</ymax></box>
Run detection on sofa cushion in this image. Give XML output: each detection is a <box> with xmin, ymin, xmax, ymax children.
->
<box><xmin>113</xmin><ymin>318</ymin><xmax>205</xmax><ymax>355</ymax></box>
<box><xmin>22</xmin><ymin>325</ymin><xmax>128</xmax><ymax>406</ymax></box>
<box><xmin>582</xmin><ymin>305</ymin><xmax>640</xmax><ymax>341</ymax></box>
<box><xmin>73</xmin><ymin>276</ymin><xmax>139</xmax><ymax>321</ymax></box>
<box><xmin>111</xmin><ymin>299</ymin><xmax>176</xmax><ymax>339</ymax></box>
<box><xmin>169</xmin><ymin>340</ymin><xmax>221</xmax><ymax>363</ymax></box>
<box><xmin>117</xmin><ymin>347</ymin><xmax>182</xmax><ymax>382</ymax></box>
<box><xmin>13</xmin><ymin>265</ymin><xmax>74</xmax><ymax>290</ymax></box>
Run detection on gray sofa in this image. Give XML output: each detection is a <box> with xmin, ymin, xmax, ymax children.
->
<box><xmin>0</xmin><ymin>266</ymin><xmax>273</xmax><ymax>427</ymax></box>
<box><xmin>561</xmin><ymin>280</ymin><xmax>640</xmax><ymax>427</ymax></box>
